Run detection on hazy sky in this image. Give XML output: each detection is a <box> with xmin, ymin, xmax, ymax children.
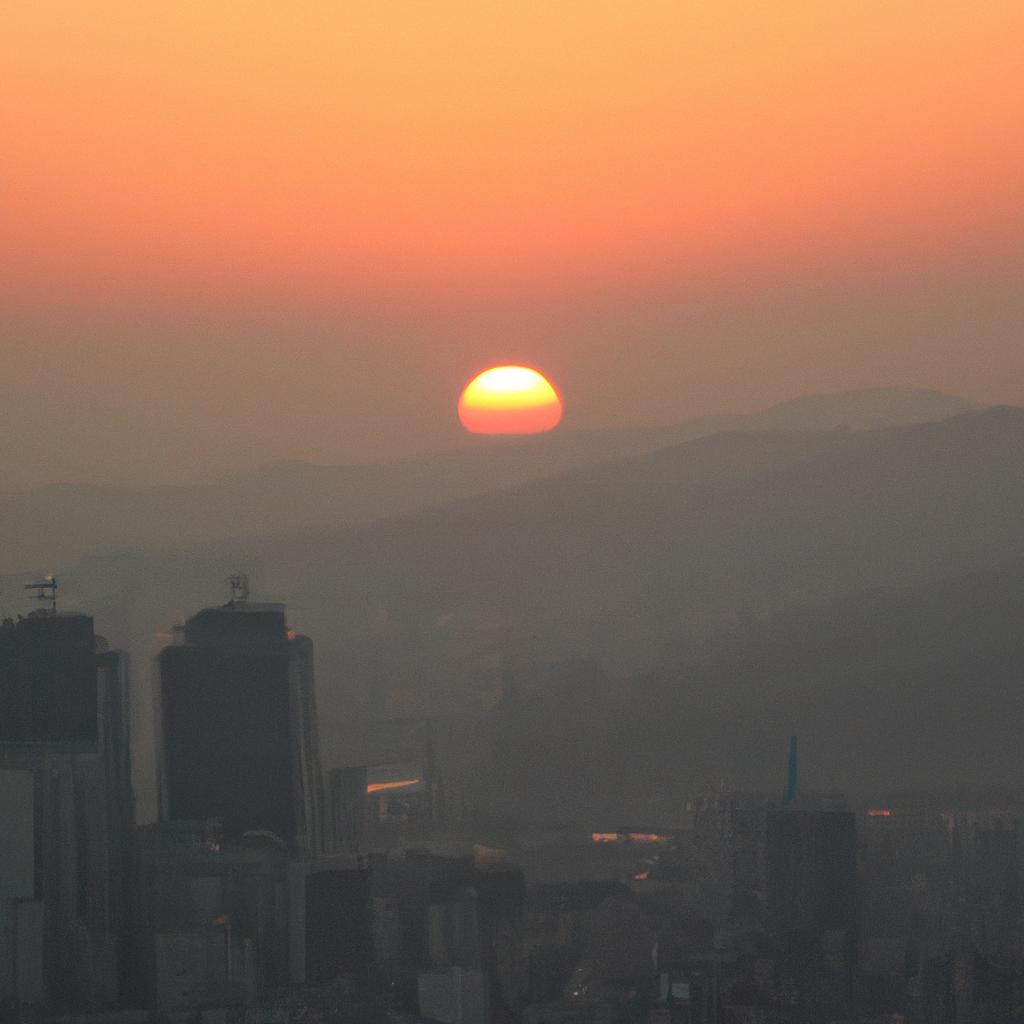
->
<box><xmin>2</xmin><ymin>1</ymin><xmax>1022</xmax><ymax>490</ymax></box>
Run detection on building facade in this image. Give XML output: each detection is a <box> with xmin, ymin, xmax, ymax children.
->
<box><xmin>0</xmin><ymin>613</ymin><xmax>135</xmax><ymax>1012</ymax></box>
<box><xmin>157</xmin><ymin>601</ymin><xmax>326</xmax><ymax>856</ymax></box>
<box><xmin>766</xmin><ymin>805</ymin><xmax>858</xmax><ymax>1016</ymax></box>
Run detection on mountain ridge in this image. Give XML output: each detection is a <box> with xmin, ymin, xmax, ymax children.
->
<box><xmin>7</xmin><ymin>401</ymin><xmax>1015</xmax><ymax>821</ymax></box>
<box><xmin>2</xmin><ymin>387</ymin><xmax>982</xmax><ymax>575</ymax></box>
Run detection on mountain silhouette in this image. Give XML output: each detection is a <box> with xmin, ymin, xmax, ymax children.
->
<box><xmin>1</xmin><ymin>388</ymin><xmax>980</xmax><ymax>575</ymax></box>
<box><xmin>6</xmin><ymin>398</ymin><xmax>1018</xmax><ymax>820</ymax></box>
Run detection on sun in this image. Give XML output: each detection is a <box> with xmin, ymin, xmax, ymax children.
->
<box><xmin>458</xmin><ymin>366</ymin><xmax>563</xmax><ymax>434</ymax></box>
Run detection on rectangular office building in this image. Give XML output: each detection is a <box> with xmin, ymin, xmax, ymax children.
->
<box><xmin>158</xmin><ymin>603</ymin><xmax>325</xmax><ymax>855</ymax></box>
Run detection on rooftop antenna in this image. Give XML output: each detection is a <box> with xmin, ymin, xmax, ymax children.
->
<box><xmin>785</xmin><ymin>735</ymin><xmax>797</xmax><ymax>805</ymax></box>
<box><xmin>227</xmin><ymin>573</ymin><xmax>250</xmax><ymax>607</ymax></box>
<box><xmin>24</xmin><ymin>574</ymin><xmax>57</xmax><ymax>617</ymax></box>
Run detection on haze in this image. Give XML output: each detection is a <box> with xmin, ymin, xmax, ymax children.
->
<box><xmin>6</xmin><ymin>7</ymin><xmax>1024</xmax><ymax>1013</ymax></box>
<box><xmin>2</xmin><ymin>1</ymin><xmax>1023</xmax><ymax>490</ymax></box>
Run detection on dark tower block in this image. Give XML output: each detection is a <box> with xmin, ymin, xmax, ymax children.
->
<box><xmin>767</xmin><ymin>807</ymin><xmax>858</xmax><ymax>1014</ymax></box>
<box><xmin>0</xmin><ymin>609</ymin><xmax>135</xmax><ymax>1012</ymax></box>
<box><xmin>767</xmin><ymin>809</ymin><xmax>857</xmax><ymax>936</ymax></box>
<box><xmin>157</xmin><ymin>602</ymin><xmax>325</xmax><ymax>855</ymax></box>
<box><xmin>0</xmin><ymin>614</ymin><xmax>98</xmax><ymax>742</ymax></box>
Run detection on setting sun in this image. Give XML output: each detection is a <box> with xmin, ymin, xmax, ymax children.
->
<box><xmin>458</xmin><ymin>366</ymin><xmax>563</xmax><ymax>434</ymax></box>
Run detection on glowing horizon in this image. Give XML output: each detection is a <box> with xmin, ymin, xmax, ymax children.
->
<box><xmin>2</xmin><ymin>2</ymin><xmax>1023</xmax><ymax>490</ymax></box>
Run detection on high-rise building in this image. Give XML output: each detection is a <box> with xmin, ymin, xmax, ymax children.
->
<box><xmin>766</xmin><ymin>802</ymin><xmax>858</xmax><ymax>1014</ymax></box>
<box><xmin>156</xmin><ymin>599</ymin><xmax>326</xmax><ymax>856</ymax></box>
<box><xmin>0</xmin><ymin>610</ymin><xmax>135</xmax><ymax>1011</ymax></box>
<box><xmin>767</xmin><ymin>806</ymin><xmax>857</xmax><ymax>936</ymax></box>
<box><xmin>0</xmin><ymin>612</ymin><xmax>99</xmax><ymax>743</ymax></box>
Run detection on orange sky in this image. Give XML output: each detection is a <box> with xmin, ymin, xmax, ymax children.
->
<box><xmin>1</xmin><ymin>1</ymin><xmax>1023</xmax><ymax>487</ymax></box>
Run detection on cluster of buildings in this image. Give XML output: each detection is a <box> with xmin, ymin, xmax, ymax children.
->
<box><xmin>2</xmin><ymin>580</ymin><xmax>1024</xmax><ymax>1024</ymax></box>
<box><xmin>0</xmin><ymin>581</ymin><xmax>521</xmax><ymax>1019</ymax></box>
<box><xmin>607</xmin><ymin>789</ymin><xmax>1024</xmax><ymax>1023</ymax></box>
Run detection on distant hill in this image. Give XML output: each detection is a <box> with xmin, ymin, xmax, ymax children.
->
<box><xmin>1</xmin><ymin>388</ymin><xmax>981</xmax><ymax>575</ymax></box>
<box><xmin>17</xmin><ymin>402</ymin><xmax>1022</xmax><ymax>812</ymax></box>
<box><xmin>682</xmin><ymin>557</ymin><xmax>1024</xmax><ymax>799</ymax></box>
<box><xmin>216</xmin><ymin>402</ymin><xmax>1024</xmax><ymax>650</ymax></box>
<box><xmin>469</xmin><ymin>557</ymin><xmax>1024</xmax><ymax>822</ymax></box>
